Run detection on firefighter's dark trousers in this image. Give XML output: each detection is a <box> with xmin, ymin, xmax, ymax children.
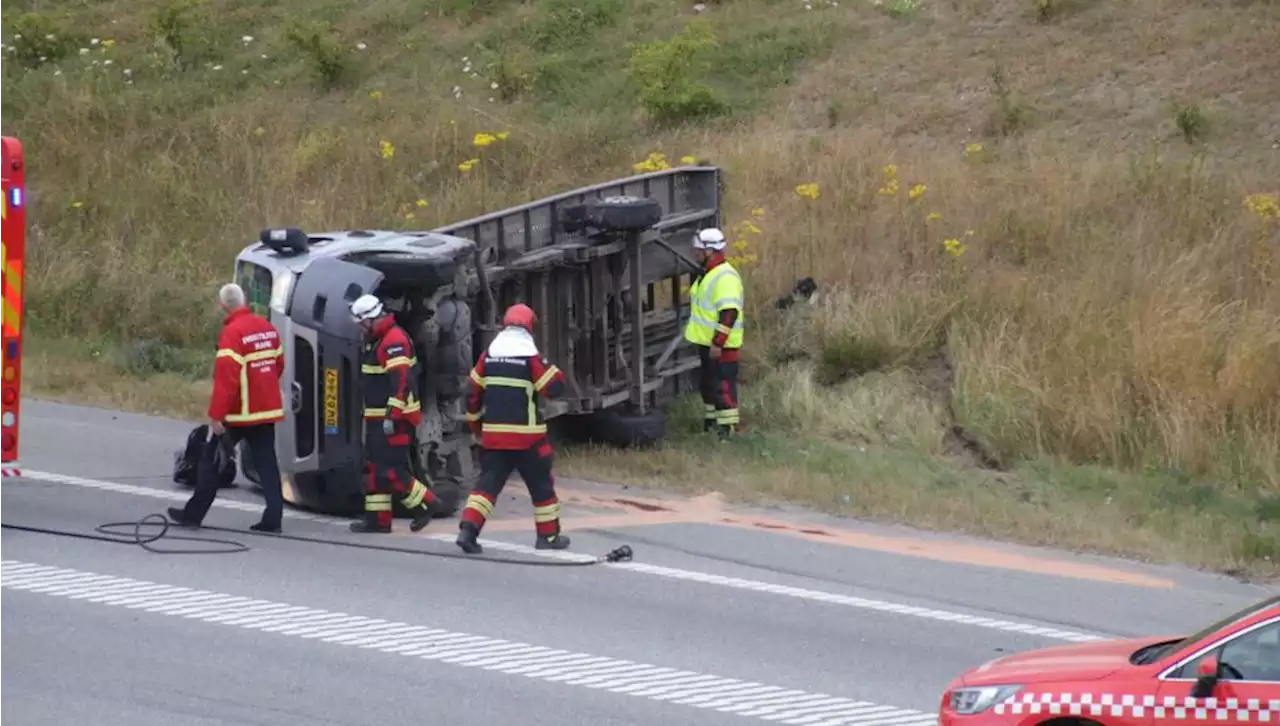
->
<box><xmin>181</xmin><ymin>423</ymin><xmax>283</xmax><ymax>529</ymax></box>
<box><xmin>461</xmin><ymin>440</ymin><xmax>561</xmax><ymax>537</ymax></box>
<box><xmin>362</xmin><ymin>420</ymin><xmax>438</xmax><ymax>527</ymax></box>
<box><xmin>698</xmin><ymin>345</ymin><xmax>740</xmax><ymax>436</ymax></box>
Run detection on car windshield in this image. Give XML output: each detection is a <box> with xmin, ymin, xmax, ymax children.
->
<box><xmin>236</xmin><ymin>260</ymin><xmax>274</xmax><ymax>317</ymax></box>
<box><xmin>1158</xmin><ymin>596</ymin><xmax>1280</xmax><ymax>660</ymax></box>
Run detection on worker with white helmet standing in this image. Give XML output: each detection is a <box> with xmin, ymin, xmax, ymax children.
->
<box><xmin>684</xmin><ymin>227</ymin><xmax>745</xmax><ymax>437</ymax></box>
<box><xmin>348</xmin><ymin>293</ymin><xmax>447</xmax><ymax>533</ymax></box>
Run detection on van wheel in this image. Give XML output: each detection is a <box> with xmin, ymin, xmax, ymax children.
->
<box><xmin>583</xmin><ymin>196</ymin><xmax>663</xmax><ymax>233</ymax></box>
<box><xmin>427</xmin><ymin>476</ymin><xmax>463</xmax><ymax>518</ymax></box>
<box><xmin>569</xmin><ymin>406</ymin><xmax>667</xmax><ymax>448</ymax></box>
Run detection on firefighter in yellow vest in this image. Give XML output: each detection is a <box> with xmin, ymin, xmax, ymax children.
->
<box><xmin>683</xmin><ymin>228</ymin><xmax>745</xmax><ymax>437</ymax></box>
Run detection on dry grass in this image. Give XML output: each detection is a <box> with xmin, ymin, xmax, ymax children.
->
<box><xmin>24</xmin><ymin>336</ymin><xmax>211</xmax><ymax>419</ymax></box>
<box><xmin>6</xmin><ymin>0</ymin><xmax>1280</xmax><ymax>577</ymax></box>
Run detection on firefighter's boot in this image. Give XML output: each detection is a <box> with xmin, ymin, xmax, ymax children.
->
<box><xmin>536</xmin><ymin>532</ymin><xmax>571</xmax><ymax>550</ymax></box>
<box><xmin>456</xmin><ymin>522</ymin><xmax>483</xmax><ymax>554</ymax></box>
<box><xmin>350</xmin><ymin>513</ymin><xmax>392</xmax><ymax>534</ymax></box>
<box><xmin>409</xmin><ymin>498</ymin><xmax>448</xmax><ymax>533</ymax></box>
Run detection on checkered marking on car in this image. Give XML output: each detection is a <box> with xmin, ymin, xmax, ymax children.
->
<box><xmin>18</xmin><ymin>468</ymin><xmax>1109</xmax><ymax>646</ymax></box>
<box><xmin>993</xmin><ymin>692</ymin><xmax>1280</xmax><ymax>722</ymax></box>
<box><xmin>0</xmin><ymin>560</ymin><xmax>940</xmax><ymax>726</ymax></box>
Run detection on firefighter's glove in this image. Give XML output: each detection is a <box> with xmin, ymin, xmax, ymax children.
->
<box><xmin>382</xmin><ymin>419</ymin><xmax>396</xmax><ymax>436</ymax></box>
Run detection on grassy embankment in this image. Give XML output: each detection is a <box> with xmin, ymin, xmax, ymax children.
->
<box><xmin>5</xmin><ymin>0</ymin><xmax>1279</xmax><ymax>579</ymax></box>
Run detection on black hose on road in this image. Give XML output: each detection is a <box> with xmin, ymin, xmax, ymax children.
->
<box><xmin>1</xmin><ymin>514</ymin><xmax>634</xmax><ymax>566</ymax></box>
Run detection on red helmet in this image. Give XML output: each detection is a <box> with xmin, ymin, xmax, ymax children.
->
<box><xmin>502</xmin><ymin>303</ymin><xmax>536</xmax><ymax>330</ymax></box>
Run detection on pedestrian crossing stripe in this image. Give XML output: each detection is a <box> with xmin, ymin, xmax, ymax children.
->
<box><xmin>1</xmin><ymin>559</ymin><xmax>939</xmax><ymax>726</ymax></box>
<box><xmin>992</xmin><ymin>690</ymin><xmax>1280</xmax><ymax>721</ymax></box>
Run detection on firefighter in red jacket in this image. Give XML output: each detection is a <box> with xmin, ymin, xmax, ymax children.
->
<box><xmin>457</xmin><ymin>303</ymin><xmax>569</xmax><ymax>554</ymax></box>
<box><xmin>348</xmin><ymin>294</ymin><xmax>447</xmax><ymax>533</ymax></box>
<box><xmin>169</xmin><ymin>283</ymin><xmax>286</xmax><ymax>532</ymax></box>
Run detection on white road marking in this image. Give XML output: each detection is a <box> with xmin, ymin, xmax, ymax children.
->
<box><xmin>12</xmin><ymin>469</ymin><xmax>1107</xmax><ymax>643</ymax></box>
<box><xmin>0</xmin><ymin>559</ymin><xmax>940</xmax><ymax>726</ymax></box>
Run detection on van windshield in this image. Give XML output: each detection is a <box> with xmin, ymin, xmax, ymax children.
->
<box><xmin>236</xmin><ymin>260</ymin><xmax>274</xmax><ymax>317</ymax></box>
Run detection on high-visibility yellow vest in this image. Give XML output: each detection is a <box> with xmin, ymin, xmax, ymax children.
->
<box><xmin>684</xmin><ymin>261</ymin><xmax>745</xmax><ymax>348</ymax></box>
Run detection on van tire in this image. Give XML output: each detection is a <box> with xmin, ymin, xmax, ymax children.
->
<box><xmin>583</xmin><ymin>196</ymin><xmax>663</xmax><ymax>233</ymax></box>
<box><xmin>427</xmin><ymin>476</ymin><xmax>463</xmax><ymax>518</ymax></box>
<box><xmin>563</xmin><ymin>406</ymin><xmax>667</xmax><ymax>448</ymax></box>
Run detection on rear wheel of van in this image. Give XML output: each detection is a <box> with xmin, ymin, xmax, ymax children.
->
<box><xmin>557</xmin><ymin>405</ymin><xmax>667</xmax><ymax>448</ymax></box>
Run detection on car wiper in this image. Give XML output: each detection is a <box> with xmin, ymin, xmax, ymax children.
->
<box><xmin>1131</xmin><ymin>640</ymin><xmax>1182</xmax><ymax>665</ymax></box>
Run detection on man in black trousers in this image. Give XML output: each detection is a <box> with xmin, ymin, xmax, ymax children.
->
<box><xmin>168</xmin><ymin>283</ymin><xmax>286</xmax><ymax>533</ymax></box>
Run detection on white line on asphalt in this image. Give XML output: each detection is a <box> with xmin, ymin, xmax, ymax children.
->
<box><xmin>0</xmin><ymin>559</ymin><xmax>940</xmax><ymax>726</ymax></box>
<box><xmin>13</xmin><ymin>469</ymin><xmax>1108</xmax><ymax>644</ymax></box>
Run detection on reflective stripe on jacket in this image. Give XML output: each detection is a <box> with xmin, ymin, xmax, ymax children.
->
<box><xmin>684</xmin><ymin>255</ymin><xmax>745</xmax><ymax>349</ymax></box>
<box><xmin>465</xmin><ymin>328</ymin><xmax>566</xmax><ymax>450</ymax></box>
<box><xmin>208</xmin><ymin>307</ymin><xmax>285</xmax><ymax>426</ymax></box>
<box><xmin>361</xmin><ymin>316</ymin><xmax>423</xmax><ymax>431</ymax></box>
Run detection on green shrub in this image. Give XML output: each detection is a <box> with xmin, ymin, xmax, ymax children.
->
<box><xmin>285</xmin><ymin>19</ymin><xmax>351</xmax><ymax>89</ymax></box>
<box><xmin>626</xmin><ymin>19</ymin><xmax>728</xmax><ymax>125</ymax></box>
<box><xmin>529</xmin><ymin>0</ymin><xmax>627</xmax><ymax>51</ymax></box>
<box><xmin>6</xmin><ymin>12</ymin><xmax>84</xmax><ymax>69</ymax></box>
<box><xmin>149</xmin><ymin>0</ymin><xmax>219</xmax><ymax>69</ymax></box>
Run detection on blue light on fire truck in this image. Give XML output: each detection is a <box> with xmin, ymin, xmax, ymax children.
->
<box><xmin>10</xmin><ymin>186</ymin><xmax>22</xmax><ymax>207</ymax></box>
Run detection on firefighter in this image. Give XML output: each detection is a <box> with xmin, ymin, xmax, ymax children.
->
<box><xmin>457</xmin><ymin>303</ymin><xmax>569</xmax><ymax>554</ymax></box>
<box><xmin>348</xmin><ymin>293</ymin><xmax>447</xmax><ymax>533</ymax></box>
<box><xmin>168</xmin><ymin>283</ymin><xmax>286</xmax><ymax>532</ymax></box>
<box><xmin>684</xmin><ymin>227</ymin><xmax>745</xmax><ymax>438</ymax></box>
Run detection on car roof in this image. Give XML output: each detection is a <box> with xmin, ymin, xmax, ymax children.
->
<box><xmin>238</xmin><ymin>229</ymin><xmax>476</xmax><ymax>275</ymax></box>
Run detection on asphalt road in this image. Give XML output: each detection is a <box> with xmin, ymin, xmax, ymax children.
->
<box><xmin>2</xmin><ymin>400</ymin><xmax>1271</xmax><ymax>726</ymax></box>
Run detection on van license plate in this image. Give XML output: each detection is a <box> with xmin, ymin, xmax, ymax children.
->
<box><xmin>323</xmin><ymin>367</ymin><xmax>339</xmax><ymax>435</ymax></box>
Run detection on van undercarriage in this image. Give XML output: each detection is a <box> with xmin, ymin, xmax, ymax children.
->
<box><xmin>234</xmin><ymin>167</ymin><xmax>722</xmax><ymax>520</ymax></box>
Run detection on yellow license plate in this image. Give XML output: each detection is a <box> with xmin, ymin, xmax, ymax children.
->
<box><xmin>323</xmin><ymin>367</ymin><xmax>339</xmax><ymax>434</ymax></box>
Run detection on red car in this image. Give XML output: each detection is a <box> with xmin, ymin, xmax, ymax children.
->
<box><xmin>939</xmin><ymin>595</ymin><xmax>1279</xmax><ymax>725</ymax></box>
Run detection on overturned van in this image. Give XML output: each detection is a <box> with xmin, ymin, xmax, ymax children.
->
<box><xmin>229</xmin><ymin>166</ymin><xmax>722</xmax><ymax>518</ymax></box>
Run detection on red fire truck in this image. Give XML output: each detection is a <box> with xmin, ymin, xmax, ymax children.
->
<box><xmin>2</xmin><ymin>136</ymin><xmax>27</xmax><ymax>478</ymax></box>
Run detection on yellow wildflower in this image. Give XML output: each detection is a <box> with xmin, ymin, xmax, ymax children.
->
<box><xmin>458</xmin><ymin>158</ymin><xmax>479</xmax><ymax>172</ymax></box>
<box><xmin>496</xmin><ymin>131</ymin><xmax>510</xmax><ymax>141</ymax></box>
<box><xmin>943</xmin><ymin>238</ymin><xmax>967</xmax><ymax>257</ymax></box>
<box><xmin>680</xmin><ymin>155</ymin><xmax>697</xmax><ymax>165</ymax></box>
<box><xmin>253</xmin><ymin>126</ymin><xmax>265</xmax><ymax>137</ymax></box>
<box><xmin>102</xmin><ymin>39</ymin><xmax>115</xmax><ymax>49</ymax></box>
<box><xmin>751</xmin><ymin>207</ymin><xmax>765</xmax><ymax>218</ymax></box>
<box><xmin>633</xmin><ymin>151</ymin><xmax>672</xmax><ymax>172</ymax></box>
<box><xmin>795</xmin><ymin>183</ymin><xmax>820</xmax><ymax>200</ymax></box>
<box><xmin>732</xmin><ymin>239</ymin><xmax>749</xmax><ymax>251</ymax></box>
<box><xmin>878</xmin><ymin>178</ymin><xmax>900</xmax><ymax>196</ymax></box>
<box><xmin>473</xmin><ymin>132</ymin><xmax>497</xmax><ymax>148</ymax></box>
<box><xmin>405</xmin><ymin>212</ymin><xmax>416</xmax><ymax>221</ymax></box>
<box><xmin>379</xmin><ymin>140</ymin><xmax>395</xmax><ymax>160</ymax></box>
<box><xmin>907</xmin><ymin>184</ymin><xmax>927</xmax><ymax>201</ymax></box>
<box><xmin>965</xmin><ymin>229</ymin><xmax>975</xmax><ymax>236</ymax></box>
<box><xmin>964</xmin><ymin>142</ymin><xmax>983</xmax><ymax>157</ymax></box>
<box><xmin>70</xmin><ymin>200</ymin><xmax>84</xmax><ymax>209</ymax></box>
<box><xmin>735</xmin><ymin>220</ymin><xmax>762</xmax><ymax>235</ymax></box>
<box><xmin>1245</xmin><ymin>193</ymin><xmax>1279</xmax><ymax>220</ymax></box>
<box><xmin>882</xmin><ymin>164</ymin><xmax>898</xmax><ymax>178</ymax></box>
<box><xmin>926</xmin><ymin>211</ymin><xmax>942</xmax><ymax>222</ymax></box>
<box><xmin>369</xmin><ymin>89</ymin><xmax>384</xmax><ymax>101</ymax></box>
<box><xmin>415</xmin><ymin>199</ymin><xmax>429</xmax><ymax>208</ymax></box>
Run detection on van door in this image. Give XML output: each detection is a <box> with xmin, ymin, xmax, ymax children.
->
<box><xmin>287</xmin><ymin>257</ymin><xmax>384</xmax><ymax>484</ymax></box>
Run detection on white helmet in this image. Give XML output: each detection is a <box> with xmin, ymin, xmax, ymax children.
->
<box><xmin>693</xmin><ymin>227</ymin><xmax>726</xmax><ymax>250</ymax></box>
<box><xmin>350</xmin><ymin>293</ymin><xmax>384</xmax><ymax>322</ymax></box>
